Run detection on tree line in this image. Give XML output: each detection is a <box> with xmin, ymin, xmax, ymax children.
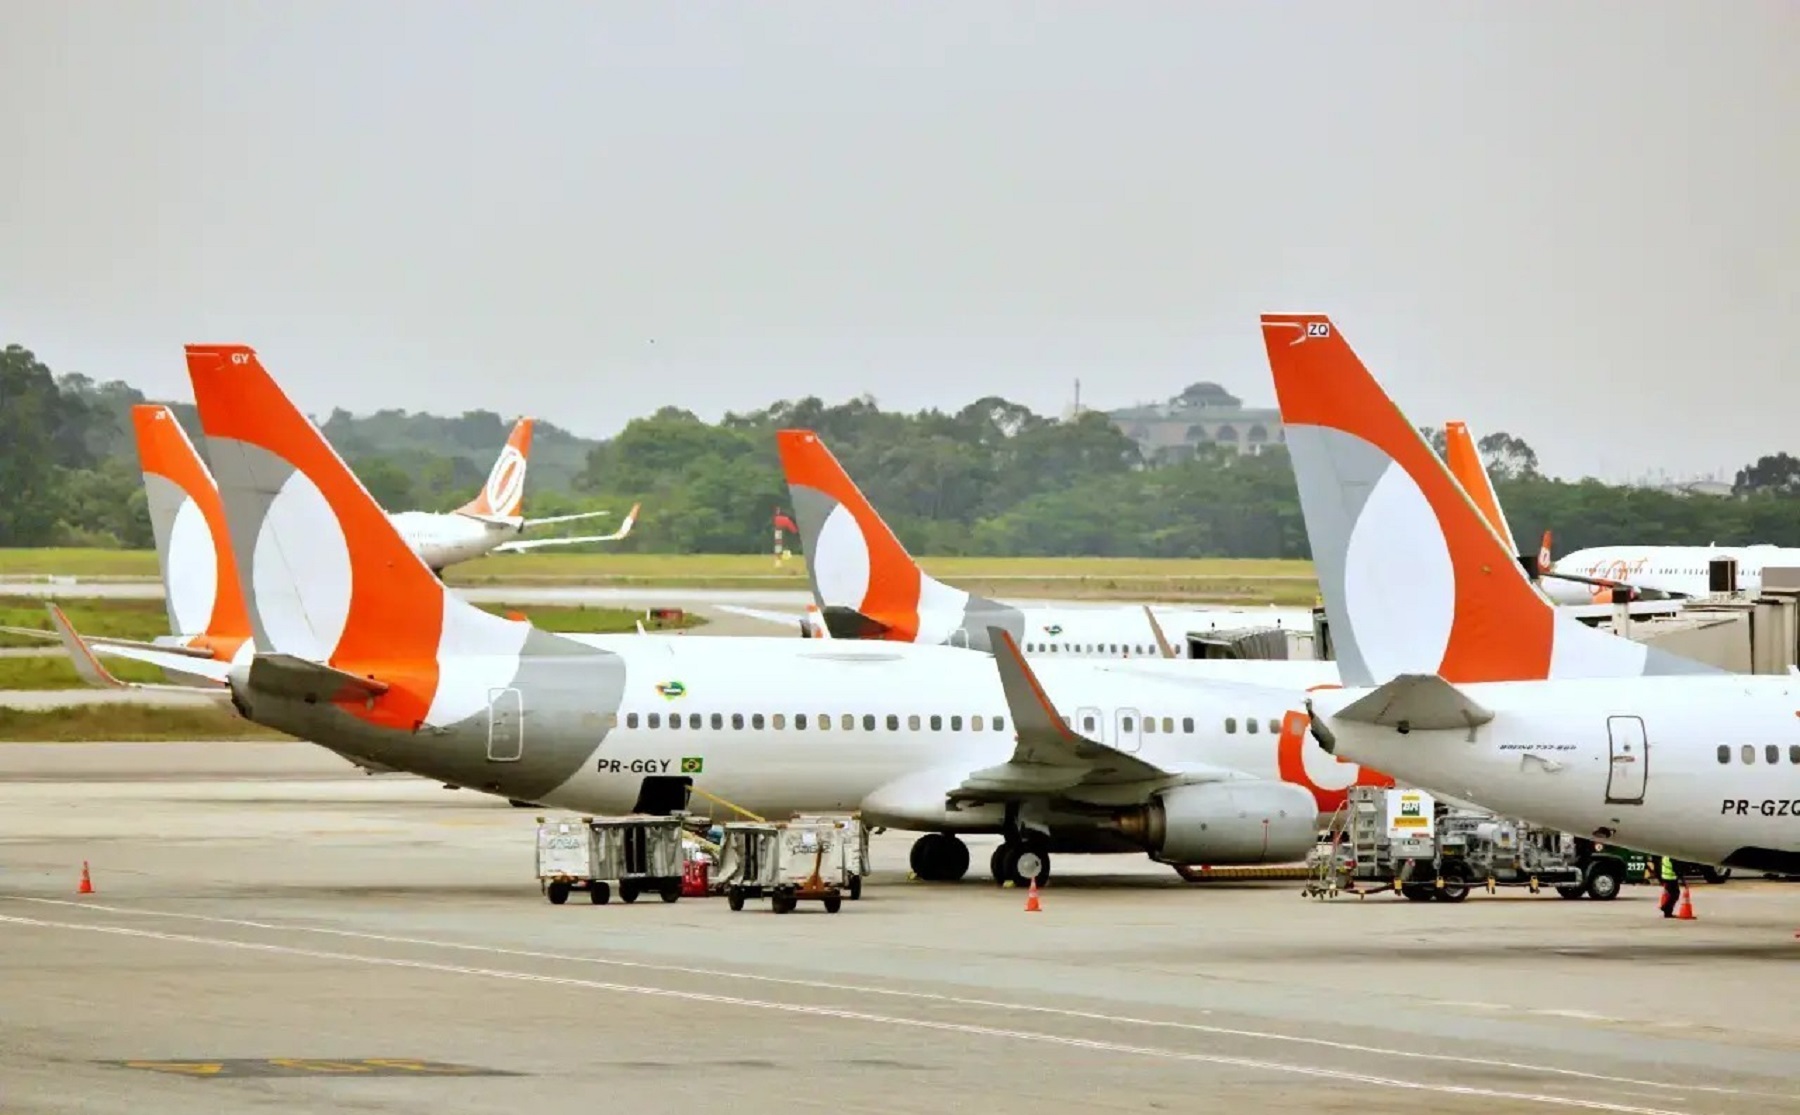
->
<box><xmin>4</xmin><ymin>341</ymin><xmax>1797</xmax><ymax>559</ymax></box>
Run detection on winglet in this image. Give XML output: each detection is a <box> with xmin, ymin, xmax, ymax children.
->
<box><xmin>1143</xmin><ymin>606</ymin><xmax>1177</xmax><ymax>659</ymax></box>
<box><xmin>986</xmin><ymin>626</ymin><xmax>1088</xmax><ymax>762</ymax></box>
<box><xmin>46</xmin><ymin>603</ymin><xmax>127</xmax><ymax>690</ymax></box>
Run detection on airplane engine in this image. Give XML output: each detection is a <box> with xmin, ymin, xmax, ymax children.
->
<box><xmin>1113</xmin><ymin>780</ymin><xmax>1317</xmax><ymax>865</ymax></box>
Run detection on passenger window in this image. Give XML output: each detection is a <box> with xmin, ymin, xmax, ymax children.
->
<box><xmin>772</xmin><ymin>713</ymin><xmax>786</xmax><ymax>730</ymax></box>
<box><xmin>669</xmin><ymin>716</ymin><xmax>680</xmax><ymax>731</ymax></box>
<box><xmin>603</xmin><ymin>712</ymin><xmax>618</xmax><ymax>729</ymax></box>
<box><xmin>841</xmin><ymin>713</ymin><xmax>854</xmax><ymax>730</ymax></box>
<box><xmin>1791</xmin><ymin>744</ymin><xmax>1800</xmax><ymax>764</ymax></box>
<box><xmin>1717</xmin><ymin>744</ymin><xmax>1730</xmax><ymax>764</ymax></box>
<box><xmin>1269</xmin><ymin>719</ymin><xmax>1281</xmax><ymax>734</ymax></box>
<box><xmin>887</xmin><ymin>714</ymin><xmax>899</xmax><ymax>731</ymax></box>
<box><xmin>752</xmin><ymin>713</ymin><xmax>765</xmax><ymax>730</ymax></box>
<box><xmin>972</xmin><ymin>715</ymin><xmax>984</xmax><ymax>731</ymax></box>
<box><xmin>1082</xmin><ymin>715</ymin><xmax>1096</xmax><ymax>733</ymax></box>
<box><xmin>1162</xmin><ymin>717</ymin><xmax>1174</xmax><ymax>734</ymax></box>
<box><xmin>1742</xmin><ymin>744</ymin><xmax>1755</xmax><ymax>764</ymax></box>
<box><xmin>711</xmin><ymin>713</ymin><xmax>723</xmax><ymax>729</ymax></box>
<box><xmin>689</xmin><ymin>713</ymin><xmax>702</xmax><ymax>729</ymax></box>
<box><xmin>930</xmin><ymin>715</ymin><xmax>942</xmax><ymax>731</ymax></box>
<box><xmin>795</xmin><ymin>713</ymin><xmax>806</xmax><ymax>729</ymax></box>
<box><xmin>1768</xmin><ymin>745</ymin><xmax>1781</xmax><ymax>765</ymax></box>
<box><xmin>994</xmin><ymin>715</ymin><xmax>1006</xmax><ymax>731</ymax></box>
<box><xmin>648</xmin><ymin>712</ymin><xmax>661</xmax><ymax>729</ymax></box>
<box><xmin>1143</xmin><ymin>718</ymin><xmax>1157</xmax><ymax>735</ymax></box>
<box><xmin>1247</xmin><ymin>718</ymin><xmax>1259</xmax><ymax>734</ymax></box>
<box><xmin>862</xmin><ymin>714</ymin><xmax>875</xmax><ymax>731</ymax></box>
<box><xmin>1182</xmin><ymin>717</ymin><xmax>1194</xmax><ymax>734</ymax></box>
<box><xmin>951</xmin><ymin>715</ymin><xmax>964</xmax><ymax>731</ymax></box>
<box><xmin>1226</xmin><ymin>717</ymin><xmax>1238</xmax><ymax>734</ymax></box>
<box><xmin>1122</xmin><ymin>716</ymin><xmax>1135</xmax><ymax>733</ymax></box>
<box><xmin>908</xmin><ymin>714</ymin><xmax>920</xmax><ymax>731</ymax></box>
<box><xmin>819</xmin><ymin>713</ymin><xmax>830</xmax><ymax>731</ymax></box>
<box><xmin>627</xmin><ymin>712</ymin><xmax>639</xmax><ymax>729</ymax></box>
<box><xmin>731</xmin><ymin>713</ymin><xmax>744</xmax><ymax>730</ymax></box>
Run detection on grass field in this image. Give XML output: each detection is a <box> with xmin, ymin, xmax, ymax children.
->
<box><xmin>0</xmin><ymin>598</ymin><xmax>700</xmax><ymax>658</ymax></box>
<box><xmin>0</xmin><ymin>548</ymin><xmax>1317</xmax><ymax>603</ymax></box>
<box><xmin>0</xmin><ymin>705</ymin><xmax>294</xmax><ymax>742</ymax></box>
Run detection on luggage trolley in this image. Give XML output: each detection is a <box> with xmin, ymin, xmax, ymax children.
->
<box><xmin>718</xmin><ymin>819</ymin><xmax>846</xmax><ymax>913</ymax></box>
<box><xmin>788</xmin><ymin>813</ymin><xmax>870</xmax><ymax>900</ymax></box>
<box><xmin>536</xmin><ymin>814</ymin><xmax>687</xmax><ymax>905</ymax></box>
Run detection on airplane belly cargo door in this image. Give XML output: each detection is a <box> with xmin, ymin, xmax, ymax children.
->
<box><xmin>487</xmin><ymin>687</ymin><xmax>524</xmax><ymax>762</ymax></box>
<box><xmin>1604</xmin><ymin>715</ymin><xmax>1647</xmax><ymax>804</ymax></box>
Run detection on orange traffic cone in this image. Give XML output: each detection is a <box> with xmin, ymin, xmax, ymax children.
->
<box><xmin>1674</xmin><ymin>884</ymin><xmax>1695</xmax><ymax>920</ymax></box>
<box><xmin>1023</xmin><ymin>878</ymin><xmax>1041</xmax><ymax>912</ymax></box>
<box><xmin>77</xmin><ymin>862</ymin><xmax>93</xmax><ymax>895</ymax></box>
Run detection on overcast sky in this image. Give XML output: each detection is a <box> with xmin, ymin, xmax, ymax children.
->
<box><xmin>3</xmin><ymin>3</ymin><xmax>1794</xmax><ymax>481</ymax></box>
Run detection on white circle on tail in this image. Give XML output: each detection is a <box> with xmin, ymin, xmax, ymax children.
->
<box><xmin>165</xmin><ymin>497</ymin><xmax>218</xmax><ymax>636</ymax></box>
<box><xmin>812</xmin><ymin>502</ymin><xmax>870</xmax><ymax>611</ymax></box>
<box><xmin>1340</xmin><ymin>460</ymin><xmax>1455</xmax><ymax>680</ymax></box>
<box><xmin>484</xmin><ymin>446</ymin><xmax>526</xmax><ymax>515</ymax></box>
<box><xmin>251</xmin><ymin>469</ymin><xmax>354</xmax><ymax>661</ymax></box>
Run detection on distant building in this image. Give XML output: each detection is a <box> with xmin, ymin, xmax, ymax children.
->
<box><xmin>1104</xmin><ymin>382</ymin><xmax>1283</xmax><ymax>463</ymax></box>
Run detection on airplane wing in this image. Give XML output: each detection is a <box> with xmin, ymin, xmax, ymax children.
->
<box><xmin>947</xmin><ymin>627</ymin><xmax>1235</xmax><ymax>806</ymax></box>
<box><xmin>712</xmin><ymin>604</ymin><xmax>809</xmax><ymax>627</ymax></box>
<box><xmin>492</xmin><ymin>503</ymin><xmax>640</xmax><ymax>553</ymax></box>
<box><xmin>521</xmin><ymin>509</ymin><xmax>613</xmax><ymax>529</ymax></box>
<box><xmin>45</xmin><ymin>604</ymin><xmax>232</xmax><ymax>691</ymax></box>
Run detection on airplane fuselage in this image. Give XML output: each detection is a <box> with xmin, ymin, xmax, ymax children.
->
<box><xmin>1541</xmin><ymin>545</ymin><xmax>1800</xmax><ymax>604</ymax></box>
<box><xmin>231</xmin><ymin>634</ymin><xmax>1371</xmax><ymax>862</ymax></box>
<box><xmin>388</xmin><ymin>510</ymin><xmax>519</xmax><ymax>570</ymax></box>
<box><xmin>1314</xmin><ymin>675</ymin><xmax>1800</xmax><ymax>873</ymax></box>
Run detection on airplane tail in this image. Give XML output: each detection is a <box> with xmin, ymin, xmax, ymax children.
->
<box><xmin>776</xmin><ymin>429</ymin><xmax>995</xmax><ymax>641</ymax></box>
<box><xmin>1537</xmin><ymin>529</ymin><xmax>1554</xmax><ymax>576</ymax></box>
<box><xmin>184</xmin><ymin>345</ymin><xmax>536</xmax><ymax>730</ymax></box>
<box><xmin>1260</xmin><ymin>314</ymin><xmax>1717</xmax><ymax>687</ymax></box>
<box><xmin>131</xmin><ymin>404</ymin><xmax>253</xmax><ymax>643</ymax></box>
<box><xmin>1440</xmin><ymin>421</ymin><xmax>1518</xmax><ymax>558</ymax></box>
<box><xmin>457</xmin><ymin>417</ymin><xmax>534</xmax><ymax>522</ymax></box>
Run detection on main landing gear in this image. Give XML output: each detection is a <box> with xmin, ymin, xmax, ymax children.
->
<box><xmin>990</xmin><ymin>837</ymin><xmax>1051</xmax><ymax>888</ymax></box>
<box><xmin>909</xmin><ymin>833</ymin><xmax>970</xmax><ymax>881</ymax></box>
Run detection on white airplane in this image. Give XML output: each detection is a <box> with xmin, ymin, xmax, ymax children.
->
<box><xmin>1264</xmin><ymin>312</ymin><xmax>1796</xmax><ymax>880</ymax></box>
<box><xmin>380</xmin><ymin>415</ymin><xmax>637</xmax><ymax>572</ymax></box>
<box><xmin>1535</xmin><ymin>541</ymin><xmax>1800</xmax><ymax>605</ymax></box>
<box><xmin>716</xmin><ymin>428</ymin><xmax>1317</xmax><ymax>658</ymax></box>
<box><xmin>94</xmin><ymin>342</ymin><xmax>1391</xmax><ymax>889</ymax></box>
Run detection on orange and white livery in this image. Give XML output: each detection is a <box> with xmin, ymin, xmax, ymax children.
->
<box><xmin>1262</xmin><ymin>313</ymin><xmax>1714</xmax><ymax>686</ymax></box>
<box><xmin>383</xmin><ymin>416</ymin><xmax>639</xmax><ymax>572</ymax></box>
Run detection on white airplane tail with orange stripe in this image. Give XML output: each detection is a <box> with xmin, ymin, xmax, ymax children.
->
<box><xmin>130</xmin><ymin>404</ymin><xmax>254</xmax><ymax>652</ymax></box>
<box><xmin>1260</xmin><ymin>313</ymin><xmax>1717</xmax><ymax>688</ymax></box>
<box><xmin>457</xmin><ymin>417</ymin><xmax>533</xmax><ymax>524</ymax></box>
<box><xmin>777</xmin><ymin>429</ymin><xmax>1000</xmax><ymax>643</ymax></box>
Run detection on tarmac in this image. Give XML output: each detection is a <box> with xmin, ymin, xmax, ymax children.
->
<box><xmin>2</xmin><ymin>742</ymin><xmax>1798</xmax><ymax>1114</ymax></box>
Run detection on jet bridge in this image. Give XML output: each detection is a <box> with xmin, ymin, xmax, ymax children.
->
<box><xmin>1184</xmin><ymin>626</ymin><xmax>1294</xmax><ymax>661</ymax></box>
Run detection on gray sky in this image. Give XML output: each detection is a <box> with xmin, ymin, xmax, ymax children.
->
<box><xmin>3</xmin><ymin>2</ymin><xmax>1794</xmax><ymax>481</ymax></box>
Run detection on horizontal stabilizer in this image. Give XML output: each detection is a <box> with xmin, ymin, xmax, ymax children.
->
<box><xmin>45</xmin><ymin>604</ymin><xmax>231</xmax><ymax>690</ymax></box>
<box><xmin>1333</xmin><ymin>673</ymin><xmax>1494</xmax><ymax>732</ymax></box>
<box><xmin>246</xmin><ymin>653</ymin><xmax>390</xmax><ymax>705</ymax></box>
<box><xmin>492</xmin><ymin>503</ymin><xmax>640</xmax><ymax>552</ymax></box>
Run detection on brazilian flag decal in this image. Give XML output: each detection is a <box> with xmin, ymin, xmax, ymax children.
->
<box><xmin>680</xmin><ymin>757</ymin><xmax>704</xmax><ymax>774</ymax></box>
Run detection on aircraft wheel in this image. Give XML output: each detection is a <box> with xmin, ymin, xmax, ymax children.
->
<box><xmin>909</xmin><ymin>833</ymin><xmax>970</xmax><ymax>882</ymax></box>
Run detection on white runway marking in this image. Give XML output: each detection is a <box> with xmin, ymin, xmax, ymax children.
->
<box><xmin>8</xmin><ymin>895</ymin><xmax>1772</xmax><ymax>1106</ymax></box>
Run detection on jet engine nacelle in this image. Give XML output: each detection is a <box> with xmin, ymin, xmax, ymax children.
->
<box><xmin>1115</xmin><ymin>780</ymin><xmax>1318</xmax><ymax>865</ymax></box>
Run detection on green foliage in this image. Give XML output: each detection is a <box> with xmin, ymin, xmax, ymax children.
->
<box><xmin>4</xmin><ymin>339</ymin><xmax>1797</xmax><ymax>559</ymax></box>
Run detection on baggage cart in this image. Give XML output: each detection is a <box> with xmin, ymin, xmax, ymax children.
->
<box><xmin>788</xmin><ymin>813</ymin><xmax>870</xmax><ymax>899</ymax></box>
<box><xmin>718</xmin><ymin>820</ymin><xmax>846</xmax><ymax>914</ymax></box>
<box><xmin>536</xmin><ymin>814</ymin><xmax>687</xmax><ymax>906</ymax></box>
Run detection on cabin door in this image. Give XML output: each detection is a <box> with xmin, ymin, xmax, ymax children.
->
<box><xmin>487</xmin><ymin>687</ymin><xmax>524</xmax><ymax>762</ymax></box>
<box><xmin>1604</xmin><ymin>715</ymin><xmax>1647</xmax><ymax>804</ymax></box>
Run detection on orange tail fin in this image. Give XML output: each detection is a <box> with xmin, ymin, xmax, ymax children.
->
<box><xmin>459</xmin><ymin>418</ymin><xmax>534</xmax><ymax>520</ymax></box>
<box><xmin>131</xmin><ymin>404</ymin><xmax>251</xmax><ymax>644</ymax></box>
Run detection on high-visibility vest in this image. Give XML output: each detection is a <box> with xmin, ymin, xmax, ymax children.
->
<box><xmin>1660</xmin><ymin>856</ymin><xmax>1678</xmax><ymax>880</ymax></box>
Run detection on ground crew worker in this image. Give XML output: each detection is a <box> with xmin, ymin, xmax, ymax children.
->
<box><xmin>1658</xmin><ymin>855</ymin><xmax>1681</xmax><ymax>917</ymax></box>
